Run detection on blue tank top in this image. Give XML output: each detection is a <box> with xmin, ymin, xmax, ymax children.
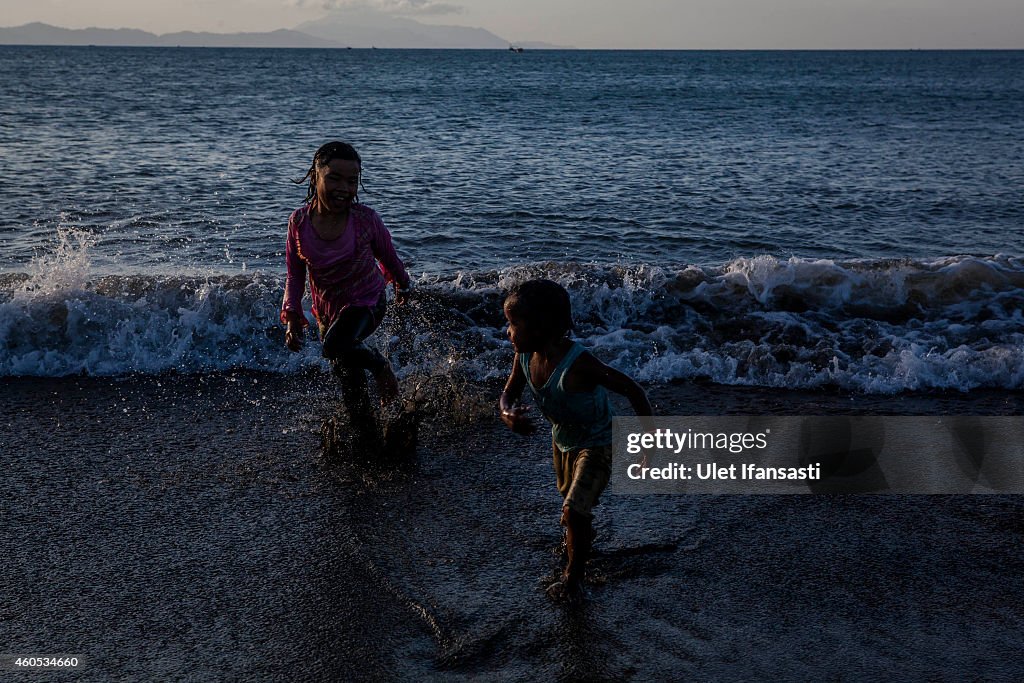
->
<box><xmin>519</xmin><ymin>342</ymin><xmax>614</xmax><ymax>453</ymax></box>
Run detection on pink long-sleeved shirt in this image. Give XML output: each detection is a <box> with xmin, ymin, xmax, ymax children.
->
<box><xmin>280</xmin><ymin>204</ymin><xmax>410</xmax><ymax>328</ymax></box>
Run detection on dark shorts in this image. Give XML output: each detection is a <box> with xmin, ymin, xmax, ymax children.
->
<box><xmin>317</xmin><ymin>292</ymin><xmax>388</xmax><ymax>373</ymax></box>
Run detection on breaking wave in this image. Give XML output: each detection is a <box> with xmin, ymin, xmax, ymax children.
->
<box><xmin>2</xmin><ymin>230</ymin><xmax>1022</xmax><ymax>393</ymax></box>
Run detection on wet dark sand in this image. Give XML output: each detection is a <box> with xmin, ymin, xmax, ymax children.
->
<box><xmin>2</xmin><ymin>373</ymin><xmax>1022</xmax><ymax>680</ymax></box>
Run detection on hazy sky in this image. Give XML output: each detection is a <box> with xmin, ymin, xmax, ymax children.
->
<box><xmin>4</xmin><ymin>0</ymin><xmax>1023</xmax><ymax>48</ymax></box>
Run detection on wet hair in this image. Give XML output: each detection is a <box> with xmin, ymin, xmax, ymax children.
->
<box><xmin>504</xmin><ymin>279</ymin><xmax>575</xmax><ymax>340</ymax></box>
<box><xmin>296</xmin><ymin>141</ymin><xmax>364</xmax><ymax>206</ymax></box>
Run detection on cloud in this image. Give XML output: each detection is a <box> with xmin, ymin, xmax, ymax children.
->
<box><xmin>292</xmin><ymin>0</ymin><xmax>464</xmax><ymax>15</ymax></box>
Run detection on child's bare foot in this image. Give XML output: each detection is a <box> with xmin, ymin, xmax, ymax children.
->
<box><xmin>374</xmin><ymin>365</ymin><xmax>399</xmax><ymax>406</ymax></box>
<box><xmin>546</xmin><ymin>577</ymin><xmax>585</xmax><ymax>603</ymax></box>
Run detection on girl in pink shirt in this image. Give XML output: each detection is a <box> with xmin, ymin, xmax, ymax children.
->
<box><xmin>281</xmin><ymin>141</ymin><xmax>411</xmax><ymax>406</ymax></box>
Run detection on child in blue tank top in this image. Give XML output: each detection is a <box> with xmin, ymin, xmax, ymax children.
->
<box><xmin>499</xmin><ymin>279</ymin><xmax>653</xmax><ymax>602</ymax></box>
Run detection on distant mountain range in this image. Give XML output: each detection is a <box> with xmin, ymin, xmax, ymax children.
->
<box><xmin>0</xmin><ymin>12</ymin><xmax>568</xmax><ymax>50</ymax></box>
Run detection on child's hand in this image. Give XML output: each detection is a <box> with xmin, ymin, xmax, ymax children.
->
<box><xmin>500</xmin><ymin>405</ymin><xmax>536</xmax><ymax>435</ymax></box>
<box><xmin>395</xmin><ymin>284</ymin><xmax>412</xmax><ymax>305</ymax></box>
<box><xmin>284</xmin><ymin>323</ymin><xmax>303</xmax><ymax>352</ymax></box>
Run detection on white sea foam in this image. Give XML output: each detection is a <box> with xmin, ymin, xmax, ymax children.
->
<box><xmin>0</xmin><ymin>230</ymin><xmax>314</xmax><ymax>376</ymax></box>
<box><xmin>1</xmin><ymin>235</ymin><xmax>1021</xmax><ymax>393</ymax></box>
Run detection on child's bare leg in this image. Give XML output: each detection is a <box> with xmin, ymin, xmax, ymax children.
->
<box><xmin>548</xmin><ymin>505</ymin><xmax>592</xmax><ymax>601</ymax></box>
<box><xmin>563</xmin><ymin>507</ymin><xmax>593</xmax><ymax>588</ymax></box>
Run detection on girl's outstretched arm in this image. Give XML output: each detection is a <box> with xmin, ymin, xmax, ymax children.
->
<box><xmin>499</xmin><ymin>356</ymin><xmax>535</xmax><ymax>435</ymax></box>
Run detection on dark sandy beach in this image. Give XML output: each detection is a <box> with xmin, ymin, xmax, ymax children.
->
<box><xmin>2</xmin><ymin>372</ymin><xmax>1022</xmax><ymax>680</ymax></box>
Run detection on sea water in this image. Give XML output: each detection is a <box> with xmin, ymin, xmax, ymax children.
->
<box><xmin>1</xmin><ymin>47</ymin><xmax>1022</xmax><ymax>391</ymax></box>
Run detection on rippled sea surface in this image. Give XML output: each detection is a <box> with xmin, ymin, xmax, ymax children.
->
<box><xmin>2</xmin><ymin>47</ymin><xmax>1022</xmax><ymax>275</ymax></box>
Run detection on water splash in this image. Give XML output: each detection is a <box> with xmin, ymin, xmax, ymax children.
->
<box><xmin>17</xmin><ymin>227</ymin><xmax>97</xmax><ymax>300</ymax></box>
